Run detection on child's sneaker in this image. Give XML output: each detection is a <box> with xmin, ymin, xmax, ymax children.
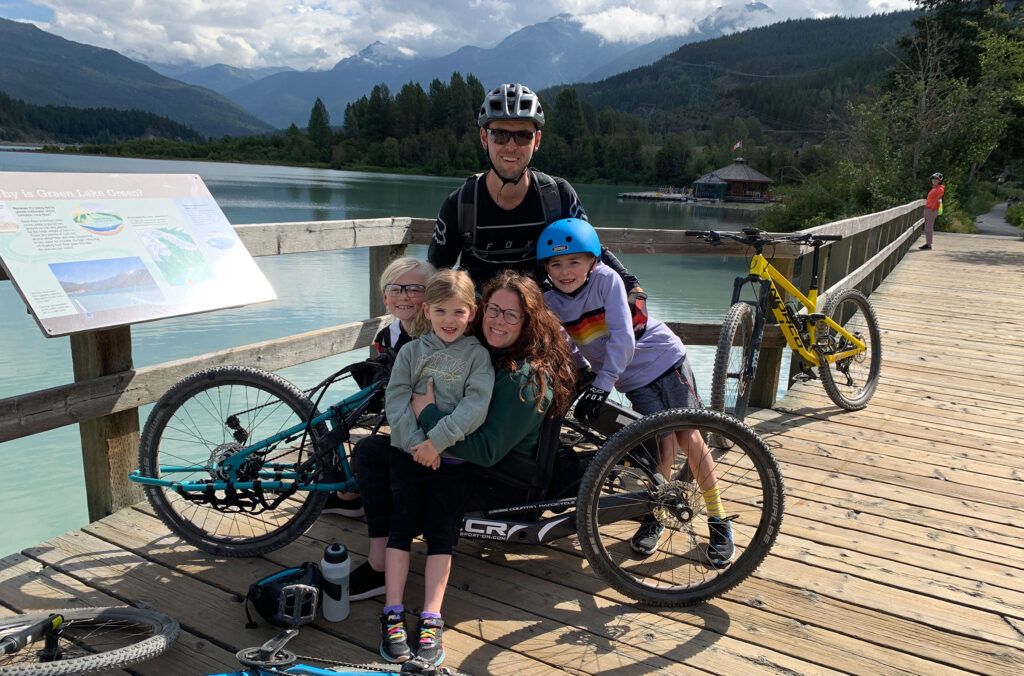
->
<box><xmin>379</xmin><ymin>611</ymin><xmax>411</xmax><ymax>663</ymax></box>
<box><xmin>707</xmin><ymin>516</ymin><xmax>735</xmax><ymax>567</ymax></box>
<box><xmin>629</xmin><ymin>514</ymin><xmax>665</xmax><ymax>556</ymax></box>
<box><xmin>414</xmin><ymin>616</ymin><xmax>445</xmax><ymax>665</ymax></box>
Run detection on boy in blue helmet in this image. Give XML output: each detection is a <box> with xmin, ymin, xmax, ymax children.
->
<box><xmin>538</xmin><ymin>218</ymin><xmax>734</xmax><ymax>565</ymax></box>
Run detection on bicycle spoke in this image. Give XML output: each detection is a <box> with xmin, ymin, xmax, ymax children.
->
<box><xmin>138</xmin><ymin>367</ymin><xmax>331</xmax><ymax>556</ymax></box>
<box><xmin>578</xmin><ymin>409</ymin><xmax>783</xmax><ymax>606</ymax></box>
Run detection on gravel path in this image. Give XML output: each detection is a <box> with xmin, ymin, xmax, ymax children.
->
<box><xmin>973</xmin><ymin>200</ymin><xmax>1021</xmax><ymax>237</ymax></box>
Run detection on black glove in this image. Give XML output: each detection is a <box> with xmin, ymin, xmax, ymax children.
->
<box><xmin>574</xmin><ymin>385</ymin><xmax>609</xmax><ymax>422</ymax></box>
<box><xmin>628</xmin><ymin>290</ymin><xmax>649</xmax><ymax>340</ymax></box>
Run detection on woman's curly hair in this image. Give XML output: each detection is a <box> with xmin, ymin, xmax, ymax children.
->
<box><xmin>475</xmin><ymin>270</ymin><xmax>577</xmax><ymax>416</ymax></box>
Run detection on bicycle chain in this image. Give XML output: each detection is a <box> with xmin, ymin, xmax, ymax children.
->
<box><xmin>289</xmin><ymin>653</ymin><xmax>462</xmax><ymax>675</ymax></box>
<box><xmin>291</xmin><ymin>653</ymin><xmax>398</xmax><ymax>673</ymax></box>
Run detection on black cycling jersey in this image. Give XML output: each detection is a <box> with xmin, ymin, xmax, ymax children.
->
<box><xmin>428</xmin><ymin>170</ymin><xmax>639</xmax><ymax>291</ymax></box>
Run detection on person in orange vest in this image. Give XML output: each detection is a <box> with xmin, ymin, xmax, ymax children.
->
<box><xmin>920</xmin><ymin>172</ymin><xmax>945</xmax><ymax>250</ymax></box>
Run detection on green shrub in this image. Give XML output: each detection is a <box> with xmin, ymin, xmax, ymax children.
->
<box><xmin>1007</xmin><ymin>202</ymin><xmax>1024</xmax><ymax>228</ymax></box>
<box><xmin>959</xmin><ymin>180</ymin><xmax>999</xmax><ymax>218</ymax></box>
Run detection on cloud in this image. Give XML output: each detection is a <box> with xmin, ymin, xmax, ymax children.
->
<box><xmin>2</xmin><ymin>1</ymin><xmax>916</xmax><ymax>70</ymax></box>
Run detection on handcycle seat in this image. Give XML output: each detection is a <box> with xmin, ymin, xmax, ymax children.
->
<box><xmin>477</xmin><ymin>400</ymin><xmax>642</xmax><ymax>504</ymax></box>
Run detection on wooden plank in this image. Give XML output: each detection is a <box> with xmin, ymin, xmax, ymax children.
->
<box><xmin>70</xmin><ymin>327</ymin><xmax>144</xmax><ymax>521</ymax></box>
<box><xmin>0</xmin><ymin>316</ymin><xmax>389</xmax><ymax>442</ymax></box>
<box><xmin>530</xmin><ymin>534</ymin><xmax>1021</xmax><ymax>675</ymax></box>
<box><xmin>235</xmin><ymin>218</ymin><xmax>416</xmax><ymax>257</ymax></box>
<box><xmin>773</xmin><ymin>467</ymin><xmax>1024</xmax><ymax>565</ymax></box>
<box><xmin>804</xmin><ymin>201</ymin><xmax>923</xmax><ymax>239</ymax></box>
<box><xmin>770</xmin><ymin>492</ymin><xmax>1024</xmax><ymax>589</ymax></box>
<box><xmin>821</xmin><ymin>221</ymin><xmax>921</xmax><ymax>302</ymax></box>
<box><xmin>749</xmin><ymin>257</ymin><xmax>793</xmax><ymax>408</ymax></box>
<box><xmin>750</xmin><ymin>412</ymin><xmax>1024</xmax><ymax>482</ymax></box>
<box><xmin>126</xmin><ymin>499</ymin><xmax>1020</xmax><ymax>676</ymax></box>
<box><xmin>92</xmin><ymin>509</ymin><xmax>626</xmax><ymax>675</ymax></box>
<box><xmin>665</xmin><ymin>321</ymin><xmax>785</xmax><ymax>348</ymax></box>
<box><xmin>20</xmin><ymin>530</ymin><xmax>397</xmax><ymax>672</ymax></box>
<box><xmin>776</xmin><ymin>387</ymin><xmax>1024</xmax><ymax>441</ymax></box>
<box><xmin>368</xmin><ymin>243</ymin><xmax>407</xmax><ymax>319</ymax></box>
<box><xmin>0</xmin><ymin>553</ymin><xmax>238</xmax><ymax>675</ymax></box>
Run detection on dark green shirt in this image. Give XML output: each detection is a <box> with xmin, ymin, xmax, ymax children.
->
<box><xmin>416</xmin><ymin>362</ymin><xmax>552</xmax><ymax>467</ymax></box>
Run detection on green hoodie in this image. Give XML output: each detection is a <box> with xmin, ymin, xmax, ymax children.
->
<box><xmin>417</xmin><ymin>362</ymin><xmax>553</xmax><ymax>467</ymax></box>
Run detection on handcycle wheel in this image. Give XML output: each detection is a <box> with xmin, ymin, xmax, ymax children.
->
<box><xmin>710</xmin><ymin>302</ymin><xmax>756</xmax><ymax>444</ymax></box>
<box><xmin>138</xmin><ymin>366</ymin><xmax>330</xmax><ymax>557</ymax></box>
<box><xmin>818</xmin><ymin>289</ymin><xmax>882</xmax><ymax>410</ymax></box>
<box><xmin>576</xmin><ymin>408</ymin><xmax>784</xmax><ymax>606</ymax></box>
<box><xmin>0</xmin><ymin>607</ymin><xmax>179</xmax><ymax>675</ymax></box>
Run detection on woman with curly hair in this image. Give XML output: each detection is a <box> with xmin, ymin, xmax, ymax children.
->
<box><xmin>350</xmin><ymin>270</ymin><xmax>576</xmax><ymax>662</ymax></box>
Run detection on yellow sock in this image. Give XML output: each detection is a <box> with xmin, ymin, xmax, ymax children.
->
<box><xmin>703</xmin><ymin>486</ymin><xmax>726</xmax><ymax>518</ymax></box>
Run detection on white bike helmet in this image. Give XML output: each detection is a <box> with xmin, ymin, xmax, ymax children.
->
<box><xmin>478</xmin><ymin>84</ymin><xmax>545</xmax><ymax>129</ymax></box>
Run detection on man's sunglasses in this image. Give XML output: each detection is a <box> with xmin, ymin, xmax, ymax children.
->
<box><xmin>487</xmin><ymin>129</ymin><xmax>536</xmax><ymax>147</ymax></box>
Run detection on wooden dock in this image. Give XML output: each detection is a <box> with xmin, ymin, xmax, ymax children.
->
<box><xmin>618</xmin><ymin>191</ymin><xmax>692</xmax><ymax>202</ymax></box>
<box><xmin>2</xmin><ymin>232</ymin><xmax>1023</xmax><ymax>675</ymax></box>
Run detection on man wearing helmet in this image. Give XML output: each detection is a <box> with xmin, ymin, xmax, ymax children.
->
<box><xmin>428</xmin><ymin>83</ymin><xmax>647</xmax><ymax>335</ymax></box>
<box><xmin>920</xmin><ymin>172</ymin><xmax>944</xmax><ymax>250</ymax></box>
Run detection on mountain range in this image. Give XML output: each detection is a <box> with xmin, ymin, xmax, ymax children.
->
<box><xmin>146</xmin><ymin>63</ymin><xmax>296</xmax><ymax>96</ymax></box>
<box><xmin>0</xmin><ymin>4</ymin><xmax>916</xmax><ymax>141</ymax></box>
<box><xmin>224</xmin><ymin>6</ymin><xmax>775</xmax><ymax>128</ymax></box>
<box><xmin>0</xmin><ymin>17</ymin><xmax>272</xmax><ymax>138</ymax></box>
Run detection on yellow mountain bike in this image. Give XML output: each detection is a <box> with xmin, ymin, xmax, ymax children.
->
<box><xmin>689</xmin><ymin>228</ymin><xmax>882</xmax><ymax>424</ymax></box>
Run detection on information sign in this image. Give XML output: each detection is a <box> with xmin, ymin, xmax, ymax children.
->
<box><xmin>0</xmin><ymin>172</ymin><xmax>276</xmax><ymax>337</ymax></box>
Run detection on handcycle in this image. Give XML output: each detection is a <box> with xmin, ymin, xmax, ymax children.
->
<box><xmin>687</xmin><ymin>228</ymin><xmax>882</xmax><ymax>428</ymax></box>
<box><xmin>0</xmin><ymin>606</ymin><xmax>179</xmax><ymax>675</ymax></box>
<box><xmin>129</xmin><ymin>350</ymin><xmax>784</xmax><ymax>607</ymax></box>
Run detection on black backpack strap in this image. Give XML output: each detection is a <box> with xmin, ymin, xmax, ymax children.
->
<box><xmin>531</xmin><ymin>169</ymin><xmax>563</xmax><ymax>226</ymax></box>
<box><xmin>457</xmin><ymin>173</ymin><xmax>484</xmax><ymax>249</ymax></box>
<box><xmin>459</xmin><ymin>170</ymin><xmax>562</xmax><ymax>247</ymax></box>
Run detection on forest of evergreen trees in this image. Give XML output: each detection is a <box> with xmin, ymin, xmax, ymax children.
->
<box><xmin>52</xmin><ymin>72</ymin><xmax>838</xmax><ymax>196</ymax></box>
<box><xmin>0</xmin><ymin>91</ymin><xmax>202</xmax><ymax>144</ymax></box>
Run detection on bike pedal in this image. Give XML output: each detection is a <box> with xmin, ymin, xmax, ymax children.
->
<box><xmin>792</xmin><ymin>370</ymin><xmax>818</xmax><ymax>383</ymax></box>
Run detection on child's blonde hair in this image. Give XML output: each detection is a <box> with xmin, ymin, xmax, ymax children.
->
<box><xmin>410</xmin><ymin>269</ymin><xmax>477</xmax><ymax>337</ymax></box>
<box><xmin>379</xmin><ymin>256</ymin><xmax>435</xmax><ymax>290</ymax></box>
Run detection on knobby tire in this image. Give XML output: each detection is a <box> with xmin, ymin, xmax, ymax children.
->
<box><xmin>0</xmin><ymin>607</ymin><xmax>178</xmax><ymax>675</ymax></box>
<box><xmin>575</xmin><ymin>408</ymin><xmax>784</xmax><ymax>606</ymax></box>
<box><xmin>138</xmin><ymin>366</ymin><xmax>329</xmax><ymax>557</ymax></box>
<box><xmin>818</xmin><ymin>289</ymin><xmax>882</xmax><ymax>410</ymax></box>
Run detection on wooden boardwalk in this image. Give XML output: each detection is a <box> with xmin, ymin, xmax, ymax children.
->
<box><xmin>2</xmin><ymin>232</ymin><xmax>1023</xmax><ymax>675</ymax></box>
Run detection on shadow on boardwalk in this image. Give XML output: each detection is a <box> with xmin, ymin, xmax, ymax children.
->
<box><xmin>1</xmin><ymin>233</ymin><xmax>1022</xmax><ymax>674</ymax></box>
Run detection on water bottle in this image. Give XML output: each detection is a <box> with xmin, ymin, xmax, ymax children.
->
<box><xmin>320</xmin><ymin>543</ymin><xmax>350</xmax><ymax>621</ymax></box>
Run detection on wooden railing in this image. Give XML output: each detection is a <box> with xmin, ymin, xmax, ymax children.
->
<box><xmin>0</xmin><ymin>201</ymin><xmax>924</xmax><ymax>520</ymax></box>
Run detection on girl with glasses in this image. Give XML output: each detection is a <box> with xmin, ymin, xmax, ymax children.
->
<box><xmin>322</xmin><ymin>257</ymin><xmax>435</xmax><ymax>520</ymax></box>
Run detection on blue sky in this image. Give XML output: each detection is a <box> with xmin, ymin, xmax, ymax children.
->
<box><xmin>0</xmin><ymin>1</ymin><xmax>917</xmax><ymax>71</ymax></box>
<box><xmin>1</xmin><ymin>1</ymin><xmax>51</xmax><ymax>21</ymax></box>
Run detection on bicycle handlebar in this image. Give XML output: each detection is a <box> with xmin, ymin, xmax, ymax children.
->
<box><xmin>686</xmin><ymin>228</ymin><xmax>842</xmax><ymax>246</ymax></box>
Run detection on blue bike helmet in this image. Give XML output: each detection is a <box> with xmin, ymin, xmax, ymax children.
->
<box><xmin>537</xmin><ymin>218</ymin><xmax>602</xmax><ymax>261</ymax></box>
